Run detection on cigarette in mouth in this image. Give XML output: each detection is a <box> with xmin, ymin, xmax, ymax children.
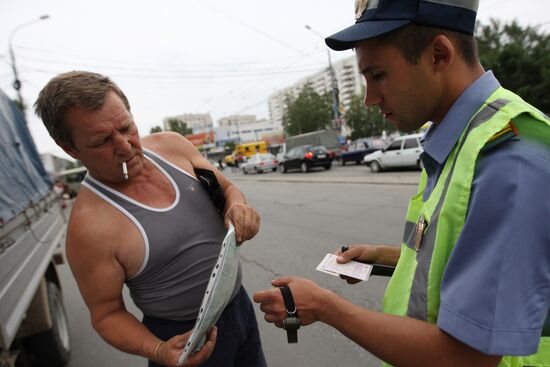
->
<box><xmin>122</xmin><ymin>162</ymin><xmax>128</xmax><ymax>180</ymax></box>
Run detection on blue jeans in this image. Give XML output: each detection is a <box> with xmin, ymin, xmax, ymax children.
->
<box><xmin>143</xmin><ymin>286</ymin><xmax>266</xmax><ymax>367</ymax></box>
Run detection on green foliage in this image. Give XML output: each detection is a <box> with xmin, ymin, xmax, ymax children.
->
<box><xmin>283</xmin><ymin>85</ymin><xmax>332</xmax><ymax>136</ymax></box>
<box><xmin>165</xmin><ymin>118</ymin><xmax>193</xmax><ymax>136</ymax></box>
<box><xmin>149</xmin><ymin>125</ymin><xmax>163</xmax><ymax>134</ymax></box>
<box><xmin>477</xmin><ymin>19</ymin><xmax>550</xmax><ymax>112</ymax></box>
<box><xmin>345</xmin><ymin>92</ymin><xmax>395</xmax><ymax>139</ymax></box>
<box><xmin>224</xmin><ymin>141</ymin><xmax>236</xmax><ymax>152</ymax></box>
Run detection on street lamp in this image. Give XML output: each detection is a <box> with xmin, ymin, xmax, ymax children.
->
<box><xmin>8</xmin><ymin>14</ymin><xmax>50</xmax><ymax>113</ymax></box>
<box><xmin>305</xmin><ymin>25</ymin><xmax>341</xmax><ymax>129</ymax></box>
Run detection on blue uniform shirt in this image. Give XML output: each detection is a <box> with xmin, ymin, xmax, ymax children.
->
<box><xmin>420</xmin><ymin>71</ymin><xmax>550</xmax><ymax>355</ymax></box>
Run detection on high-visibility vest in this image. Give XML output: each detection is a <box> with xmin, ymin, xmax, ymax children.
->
<box><xmin>382</xmin><ymin>87</ymin><xmax>550</xmax><ymax>367</ymax></box>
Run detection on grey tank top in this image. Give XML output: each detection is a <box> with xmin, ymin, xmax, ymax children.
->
<box><xmin>81</xmin><ymin>149</ymin><xmax>241</xmax><ymax>321</ymax></box>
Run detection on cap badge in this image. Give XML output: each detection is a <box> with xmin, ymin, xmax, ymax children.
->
<box><xmin>355</xmin><ymin>0</ymin><xmax>369</xmax><ymax>20</ymax></box>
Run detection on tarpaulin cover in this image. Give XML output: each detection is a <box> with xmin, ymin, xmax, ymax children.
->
<box><xmin>0</xmin><ymin>89</ymin><xmax>51</xmax><ymax>224</ymax></box>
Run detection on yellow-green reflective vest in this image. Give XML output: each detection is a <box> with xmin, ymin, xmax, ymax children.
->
<box><xmin>381</xmin><ymin>87</ymin><xmax>550</xmax><ymax>367</ymax></box>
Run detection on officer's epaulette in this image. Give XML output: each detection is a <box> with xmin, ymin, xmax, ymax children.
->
<box><xmin>481</xmin><ymin>121</ymin><xmax>519</xmax><ymax>153</ymax></box>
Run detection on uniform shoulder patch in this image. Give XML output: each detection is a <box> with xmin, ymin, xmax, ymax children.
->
<box><xmin>481</xmin><ymin>122</ymin><xmax>519</xmax><ymax>153</ymax></box>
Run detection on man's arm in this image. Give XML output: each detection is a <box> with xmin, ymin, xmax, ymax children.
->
<box><xmin>66</xmin><ymin>195</ymin><xmax>215</xmax><ymax>367</ymax></box>
<box><xmin>253</xmin><ymin>277</ymin><xmax>502</xmax><ymax>367</ymax></box>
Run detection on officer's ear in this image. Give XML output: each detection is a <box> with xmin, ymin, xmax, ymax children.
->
<box><xmin>430</xmin><ymin>34</ymin><xmax>455</xmax><ymax>72</ymax></box>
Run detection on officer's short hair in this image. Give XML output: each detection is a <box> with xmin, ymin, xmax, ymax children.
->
<box><xmin>376</xmin><ymin>23</ymin><xmax>479</xmax><ymax>66</ymax></box>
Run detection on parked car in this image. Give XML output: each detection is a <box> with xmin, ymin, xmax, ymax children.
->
<box><xmin>363</xmin><ymin>133</ymin><xmax>424</xmax><ymax>173</ymax></box>
<box><xmin>340</xmin><ymin>137</ymin><xmax>386</xmax><ymax>165</ymax></box>
<box><xmin>279</xmin><ymin>145</ymin><xmax>333</xmax><ymax>173</ymax></box>
<box><xmin>241</xmin><ymin>153</ymin><xmax>278</xmax><ymax>174</ymax></box>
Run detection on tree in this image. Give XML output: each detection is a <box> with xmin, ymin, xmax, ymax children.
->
<box><xmin>345</xmin><ymin>91</ymin><xmax>395</xmax><ymax>139</ymax></box>
<box><xmin>283</xmin><ymin>85</ymin><xmax>332</xmax><ymax>136</ymax></box>
<box><xmin>477</xmin><ymin>19</ymin><xmax>550</xmax><ymax>113</ymax></box>
<box><xmin>165</xmin><ymin>118</ymin><xmax>193</xmax><ymax>136</ymax></box>
<box><xmin>149</xmin><ymin>126</ymin><xmax>163</xmax><ymax>134</ymax></box>
<box><xmin>224</xmin><ymin>141</ymin><xmax>236</xmax><ymax>152</ymax></box>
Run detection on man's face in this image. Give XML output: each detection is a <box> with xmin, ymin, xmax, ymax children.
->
<box><xmin>355</xmin><ymin>39</ymin><xmax>442</xmax><ymax>132</ymax></box>
<box><xmin>61</xmin><ymin>91</ymin><xmax>144</xmax><ymax>183</ymax></box>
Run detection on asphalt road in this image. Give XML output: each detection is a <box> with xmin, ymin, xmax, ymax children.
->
<box><xmin>59</xmin><ymin>165</ymin><xmax>420</xmax><ymax>367</ymax></box>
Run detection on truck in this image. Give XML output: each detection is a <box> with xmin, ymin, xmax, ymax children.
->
<box><xmin>283</xmin><ymin>129</ymin><xmax>341</xmax><ymax>154</ymax></box>
<box><xmin>224</xmin><ymin>141</ymin><xmax>268</xmax><ymax>166</ymax></box>
<box><xmin>0</xmin><ymin>89</ymin><xmax>71</xmax><ymax>367</ymax></box>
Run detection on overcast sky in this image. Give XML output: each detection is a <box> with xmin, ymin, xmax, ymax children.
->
<box><xmin>1</xmin><ymin>0</ymin><xmax>549</xmax><ymax>159</ymax></box>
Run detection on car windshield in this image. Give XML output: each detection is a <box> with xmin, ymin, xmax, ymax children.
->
<box><xmin>370</xmin><ymin>139</ymin><xmax>385</xmax><ymax>149</ymax></box>
<box><xmin>257</xmin><ymin>154</ymin><xmax>275</xmax><ymax>161</ymax></box>
<box><xmin>306</xmin><ymin>145</ymin><xmax>327</xmax><ymax>153</ymax></box>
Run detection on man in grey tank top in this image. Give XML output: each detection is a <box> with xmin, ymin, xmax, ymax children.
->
<box><xmin>35</xmin><ymin>71</ymin><xmax>266</xmax><ymax>367</ymax></box>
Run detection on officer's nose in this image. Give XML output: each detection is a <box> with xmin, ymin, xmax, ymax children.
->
<box><xmin>364</xmin><ymin>84</ymin><xmax>382</xmax><ymax>107</ymax></box>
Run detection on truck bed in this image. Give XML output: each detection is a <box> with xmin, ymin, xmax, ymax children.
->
<box><xmin>0</xmin><ymin>189</ymin><xmax>68</xmax><ymax>349</ymax></box>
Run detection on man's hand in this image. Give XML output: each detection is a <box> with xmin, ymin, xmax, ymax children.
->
<box><xmin>253</xmin><ymin>277</ymin><xmax>330</xmax><ymax>328</ymax></box>
<box><xmin>224</xmin><ymin>202</ymin><xmax>260</xmax><ymax>244</ymax></box>
<box><xmin>156</xmin><ymin>327</ymin><xmax>217</xmax><ymax>367</ymax></box>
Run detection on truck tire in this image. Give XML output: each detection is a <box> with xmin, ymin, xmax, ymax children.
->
<box><xmin>300</xmin><ymin>162</ymin><xmax>309</xmax><ymax>173</ymax></box>
<box><xmin>23</xmin><ymin>281</ymin><xmax>71</xmax><ymax>367</ymax></box>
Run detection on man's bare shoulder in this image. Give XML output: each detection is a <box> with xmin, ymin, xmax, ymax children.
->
<box><xmin>67</xmin><ymin>188</ymin><xmax>134</xmax><ymax>255</ymax></box>
<box><xmin>142</xmin><ymin>131</ymin><xmax>195</xmax><ymax>154</ymax></box>
<box><xmin>142</xmin><ymin>131</ymin><xmax>200</xmax><ymax>170</ymax></box>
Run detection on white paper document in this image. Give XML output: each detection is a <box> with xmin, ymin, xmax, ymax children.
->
<box><xmin>316</xmin><ymin>253</ymin><xmax>373</xmax><ymax>281</ymax></box>
<box><xmin>178</xmin><ymin>224</ymin><xmax>240</xmax><ymax>365</ymax></box>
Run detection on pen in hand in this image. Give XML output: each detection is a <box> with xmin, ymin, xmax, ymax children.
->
<box><xmin>340</xmin><ymin>245</ymin><xmax>395</xmax><ymax>277</ymax></box>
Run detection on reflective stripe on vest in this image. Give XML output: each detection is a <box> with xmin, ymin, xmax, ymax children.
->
<box><xmin>406</xmin><ymin>98</ymin><xmax>510</xmax><ymax>321</ymax></box>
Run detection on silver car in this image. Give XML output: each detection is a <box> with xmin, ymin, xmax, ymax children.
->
<box><xmin>241</xmin><ymin>153</ymin><xmax>278</xmax><ymax>174</ymax></box>
<box><xmin>363</xmin><ymin>133</ymin><xmax>424</xmax><ymax>173</ymax></box>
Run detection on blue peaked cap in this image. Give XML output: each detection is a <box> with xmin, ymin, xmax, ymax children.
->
<box><xmin>326</xmin><ymin>0</ymin><xmax>479</xmax><ymax>51</ymax></box>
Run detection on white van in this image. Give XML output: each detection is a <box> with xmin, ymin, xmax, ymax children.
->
<box><xmin>363</xmin><ymin>133</ymin><xmax>424</xmax><ymax>173</ymax></box>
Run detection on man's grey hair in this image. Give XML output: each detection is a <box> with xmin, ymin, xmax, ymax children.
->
<box><xmin>34</xmin><ymin>71</ymin><xmax>131</xmax><ymax>148</ymax></box>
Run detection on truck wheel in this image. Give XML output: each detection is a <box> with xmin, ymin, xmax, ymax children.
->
<box><xmin>300</xmin><ymin>162</ymin><xmax>309</xmax><ymax>173</ymax></box>
<box><xmin>370</xmin><ymin>161</ymin><xmax>381</xmax><ymax>173</ymax></box>
<box><xmin>24</xmin><ymin>282</ymin><xmax>71</xmax><ymax>367</ymax></box>
<box><xmin>279</xmin><ymin>164</ymin><xmax>287</xmax><ymax>173</ymax></box>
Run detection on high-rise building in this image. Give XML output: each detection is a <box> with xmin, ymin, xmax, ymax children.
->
<box><xmin>163</xmin><ymin>113</ymin><xmax>214</xmax><ymax>134</ymax></box>
<box><xmin>215</xmin><ymin>115</ymin><xmax>282</xmax><ymax>144</ymax></box>
<box><xmin>268</xmin><ymin>55</ymin><xmax>363</xmax><ymax>128</ymax></box>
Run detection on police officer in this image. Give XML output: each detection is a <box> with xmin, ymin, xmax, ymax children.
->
<box><xmin>254</xmin><ymin>1</ymin><xmax>550</xmax><ymax>366</ymax></box>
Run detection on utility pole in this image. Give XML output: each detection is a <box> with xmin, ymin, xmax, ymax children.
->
<box><xmin>305</xmin><ymin>25</ymin><xmax>341</xmax><ymax>129</ymax></box>
<box><xmin>8</xmin><ymin>15</ymin><xmax>50</xmax><ymax>115</ymax></box>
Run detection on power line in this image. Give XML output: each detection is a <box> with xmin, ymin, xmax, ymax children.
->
<box><xmin>14</xmin><ymin>53</ymin><xmax>322</xmax><ymax>76</ymax></box>
<box><xmin>199</xmin><ymin>0</ymin><xmax>326</xmax><ymax>65</ymax></box>
<box><xmin>13</xmin><ymin>43</ymin><xmax>322</xmax><ymax>69</ymax></box>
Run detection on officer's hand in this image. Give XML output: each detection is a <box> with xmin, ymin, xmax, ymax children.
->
<box><xmin>157</xmin><ymin>326</ymin><xmax>217</xmax><ymax>367</ymax></box>
<box><xmin>253</xmin><ymin>276</ymin><xmax>330</xmax><ymax>327</ymax></box>
<box><xmin>225</xmin><ymin>203</ymin><xmax>260</xmax><ymax>245</ymax></box>
<box><xmin>336</xmin><ymin>245</ymin><xmax>379</xmax><ymax>284</ymax></box>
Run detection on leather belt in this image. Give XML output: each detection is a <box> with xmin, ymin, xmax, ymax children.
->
<box><xmin>279</xmin><ymin>285</ymin><xmax>300</xmax><ymax>343</ymax></box>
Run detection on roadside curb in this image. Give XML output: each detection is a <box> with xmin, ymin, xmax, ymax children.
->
<box><xmin>230</xmin><ymin>175</ymin><xmax>420</xmax><ymax>186</ymax></box>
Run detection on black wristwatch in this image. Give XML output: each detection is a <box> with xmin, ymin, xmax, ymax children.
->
<box><xmin>279</xmin><ymin>286</ymin><xmax>300</xmax><ymax>343</ymax></box>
